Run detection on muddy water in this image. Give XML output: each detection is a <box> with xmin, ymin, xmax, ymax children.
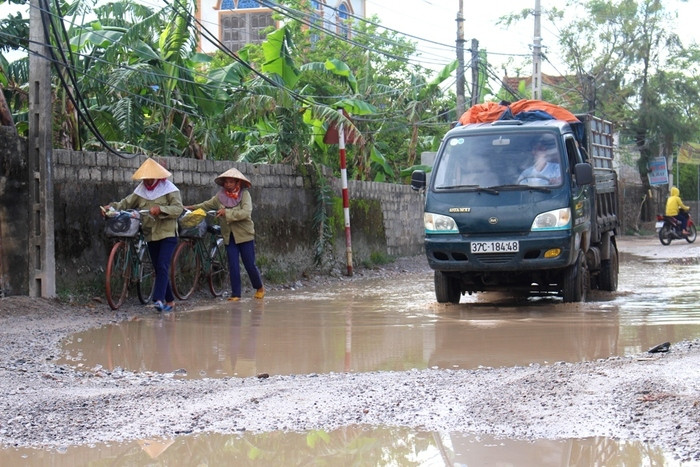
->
<box><xmin>57</xmin><ymin>254</ymin><xmax>700</xmax><ymax>378</ymax></box>
<box><xmin>1</xmin><ymin>427</ymin><xmax>681</xmax><ymax>466</ymax></box>
<box><xmin>9</xmin><ymin>254</ymin><xmax>698</xmax><ymax>466</ymax></box>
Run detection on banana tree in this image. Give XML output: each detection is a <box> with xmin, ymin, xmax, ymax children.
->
<box><xmin>66</xmin><ymin>0</ymin><xmax>221</xmax><ymax>157</ymax></box>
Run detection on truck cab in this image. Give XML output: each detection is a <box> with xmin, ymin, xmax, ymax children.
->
<box><xmin>411</xmin><ymin>117</ymin><xmax>617</xmax><ymax>303</ymax></box>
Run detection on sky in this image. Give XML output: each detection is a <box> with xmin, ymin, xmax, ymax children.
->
<box><xmin>364</xmin><ymin>0</ymin><xmax>699</xmax><ymax>82</ymax></box>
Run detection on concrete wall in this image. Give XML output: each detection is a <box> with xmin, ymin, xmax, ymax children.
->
<box><xmin>3</xmin><ymin>126</ymin><xmax>665</xmax><ymax>297</ymax></box>
<box><xmin>0</xmin><ymin>127</ymin><xmax>29</xmax><ymax>295</ymax></box>
<box><xmin>1</xmin><ymin>133</ymin><xmax>424</xmax><ymax>295</ymax></box>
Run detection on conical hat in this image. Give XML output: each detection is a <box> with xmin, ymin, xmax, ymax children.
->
<box><xmin>132</xmin><ymin>158</ymin><xmax>172</xmax><ymax>180</ymax></box>
<box><xmin>215</xmin><ymin>168</ymin><xmax>251</xmax><ymax>187</ymax></box>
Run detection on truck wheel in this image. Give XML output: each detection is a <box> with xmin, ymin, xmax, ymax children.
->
<box><xmin>434</xmin><ymin>271</ymin><xmax>461</xmax><ymax>304</ymax></box>
<box><xmin>658</xmin><ymin>224</ymin><xmax>673</xmax><ymax>245</ymax></box>
<box><xmin>599</xmin><ymin>242</ymin><xmax>619</xmax><ymax>292</ymax></box>
<box><xmin>562</xmin><ymin>251</ymin><xmax>588</xmax><ymax>303</ymax></box>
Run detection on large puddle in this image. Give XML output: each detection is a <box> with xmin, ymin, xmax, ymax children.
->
<box><xmin>1</xmin><ymin>427</ymin><xmax>683</xmax><ymax>466</ymax></box>
<box><xmin>56</xmin><ymin>255</ymin><xmax>700</xmax><ymax>378</ymax></box>
<box><xmin>3</xmin><ymin>253</ymin><xmax>699</xmax><ymax>465</ymax></box>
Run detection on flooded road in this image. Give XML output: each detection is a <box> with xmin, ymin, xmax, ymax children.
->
<box><xmin>58</xmin><ymin>254</ymin><xmax>700</xmax><ymax>379</ymax></box>
<box><xmin>3</xmin><ymin>241</ymin><xmax>700</xmax><ymax>466</ymax></box>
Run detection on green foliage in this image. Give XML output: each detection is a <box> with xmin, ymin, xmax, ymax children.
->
<box><xmin>548</xmin><ymin>0</ymin><xmax>700</xmax><ymax>187</ymax></box>
<box><xmin>362</xmin><ymin>251</ymin><xmax>394</xmax><ymax>268</ymax></box>
<box><xmin>311</xmin><ymin>164</ymin><xmax>335</xmax><ymax>267</ymax></box>
<box><xmin>2</xmin><ymin>0</ymin><xmax>457</xmax><ymax>182</ymax></box>
<box><xmin>677</xmin><ymin>162</ymin><xmax>700</xmax><ymax>201</ymax></box>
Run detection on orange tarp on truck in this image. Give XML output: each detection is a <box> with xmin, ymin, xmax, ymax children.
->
<box><xmin>458</xmin><ymin>99</ymin><xmax>580</xmax><ymax>125</ymax></box>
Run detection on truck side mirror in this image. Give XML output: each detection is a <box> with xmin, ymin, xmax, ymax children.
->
<box><xmin>411</xmin><ymin>170</ymin><xmax>426</xmax><ymax>191</ymax></box>
<box><xmin>574</xmin><ymin>163</ymin><xmax>593</xmax><ymax>186</ymax></box>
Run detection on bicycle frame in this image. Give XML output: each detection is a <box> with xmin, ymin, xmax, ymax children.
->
<box><xmin>104</xmin><ymin>210</ymin><xmax>155</xmax><ymax>310</ymax></box>
<box><xmin>171</xmin><ymin>216</ymin><xmax>229</xmax><ymax>300</ymax></box>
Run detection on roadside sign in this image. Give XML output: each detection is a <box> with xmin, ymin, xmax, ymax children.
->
<box><xmin>648</xmin><ymin>157</ymin><xmax>668</xmax><ymax>186</ymax></box>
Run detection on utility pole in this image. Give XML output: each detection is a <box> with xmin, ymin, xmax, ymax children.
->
<box><xmin>455</xmin><ymin>0</ymin><xmax>466</xmax><ymax>116</ymax></box>
<box><xmin>470</xmin><ymin>39</ymin><xmax>480</xmax><ymax>106</ymax></box>
<box><xmin>28</xmin><ymin>0</ymin><xmax>56</xmax><ymax>297</ymax></box>
<box><xmin>532</xmin><ymin>0</ymin><xmax>542</xmax><ymax>100</ymax></box>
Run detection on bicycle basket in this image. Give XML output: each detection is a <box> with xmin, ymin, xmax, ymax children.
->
<box><xmin>179</xmin><ymin>219</ymin><xmax>207</xmax><ymax>238</ymax></box>
<box><xmin>105</xmin><ymin>212</ymin><xmax>140</xmax><ymax>237</ymax></box>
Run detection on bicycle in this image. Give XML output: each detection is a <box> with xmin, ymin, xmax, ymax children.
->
<box><xmin>102</xmin><ymin>209</ymin><xmax>156</xmax><ymax>310</ymax></box>
<box><xmin>170</xmin><ymin>210</ymin><xmax>230</xmax><ymax>300</ymax></box>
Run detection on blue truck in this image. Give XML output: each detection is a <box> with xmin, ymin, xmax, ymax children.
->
<box><xmin>411</xmin><ymin>106</ymin><xmax>619</xmax><ymax>303</ymax></box>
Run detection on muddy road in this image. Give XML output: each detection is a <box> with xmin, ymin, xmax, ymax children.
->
<box><xmin>0</xmin><ymin>235</ymin><xmax>699</xmax><ymax>464</ymax></box>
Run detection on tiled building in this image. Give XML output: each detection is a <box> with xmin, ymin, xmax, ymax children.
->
<box><xmin>195</xmin><ymin>0</ymin><xmax>367</xmax><ymax>54</ymax></box>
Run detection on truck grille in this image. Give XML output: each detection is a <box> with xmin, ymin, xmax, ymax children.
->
<box><xmin>476</xmin><ymin>253</ymin><xmax>516</xmax><ymax>264</ymax></box>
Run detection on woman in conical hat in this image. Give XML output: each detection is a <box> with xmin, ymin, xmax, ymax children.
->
<box><xmin>185</xmin><ymin>167</ymin><xmax>264</xmax><ymax>301</ymax></box>
<box><xmin>102</xmin><ymin>157</ymin><xmax>183</xmax><ymax>312</ymax></box>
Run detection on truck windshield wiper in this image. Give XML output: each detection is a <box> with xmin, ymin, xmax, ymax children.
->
<box><xmin>441</xmin><ymin>184</ymin><xmax>500</xmax><ymax>194</ymax></box>
<box><xmin>493</xmin><ymin>184</ymin><xmax>552</xmax><ymax>193</ymax></box>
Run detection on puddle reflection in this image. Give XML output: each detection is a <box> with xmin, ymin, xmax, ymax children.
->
<box><xmin>58</xmin><ymin>255</ymin><xmax>700</xmax><ymax>378</ymax></box>
<box><xmin>0</xmin><ymin>426</ymin><xmax>682</xmax><ymax>467</ymax></box>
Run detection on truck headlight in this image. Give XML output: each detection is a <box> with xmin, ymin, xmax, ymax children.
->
<box><xmin>425</xmin><ymin>212</ymin><xmax>458</xmax><ymax>233</ymax></box>
<box><xmin>531</xmin><ymin>208</ymin><xmax>571</xmax><ymax>231</ymax></box>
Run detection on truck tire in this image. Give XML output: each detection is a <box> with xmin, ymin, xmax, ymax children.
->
<box><xmin>599</xmin><ymin>242</ymin><xmax>619</xmax><ymax>292</ymax></box>
<box><xmin>562</xmin><ymin>251</ymin><xmax>588</xmax><ymax>303</ymax></box>
<box><xmin>434</xmin><ymin>271</ymin><xmax>461</xmax><ymax>304</ymax></box>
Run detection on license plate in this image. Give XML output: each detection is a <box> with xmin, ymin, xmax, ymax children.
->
<box><xmin>471</xmin><ymin>240</ymin><xmax>519</xmax><ymax>254</ymax></box>
<box><xmin>655</xmin><ymin>221</ymin><xmax>664</xmax><ymax>229</ymax></box>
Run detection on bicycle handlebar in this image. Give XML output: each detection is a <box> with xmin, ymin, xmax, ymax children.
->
<box><xmin>101</xmin><ymin>206</ymin><xmax>154</xmax><ymax>219</ymax></box>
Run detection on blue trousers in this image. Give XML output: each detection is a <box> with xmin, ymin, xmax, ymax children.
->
<box><xmin>226</xmin><ymin>234</ymin><xmax>263</xmax><ymax>298</ymax></box>
<box><xmin>675</xmin><ymin>211</ymin><xmax>689</xmax><ymax>231</ymax></box>
<box><xmin>147</xmin><ymin>236</ymin><xmax>177</xmax><ymax>303</ymax></box>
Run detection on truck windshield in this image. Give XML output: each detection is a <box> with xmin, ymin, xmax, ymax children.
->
<box><xmin>432</xmin><ymin>132</ymin><xmax>563</xmax><ymax>189</ymax></box>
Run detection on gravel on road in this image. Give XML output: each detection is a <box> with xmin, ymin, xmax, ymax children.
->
<box><xmin>0</xmin><ymin>235</ymin><xmax>699</xmax><ymax>464</ymax></box>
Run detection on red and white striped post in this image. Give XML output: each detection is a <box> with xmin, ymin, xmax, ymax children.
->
<box><xmin>338</xmin><ymin>111</ymin><xmax>353</xmax><ymax>276</ymax></box>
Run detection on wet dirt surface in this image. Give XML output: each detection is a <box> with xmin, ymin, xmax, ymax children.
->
<box><xmin>1</xmin><ymin>235</ymin><xmax>699</xmax><ymax>465</ymax></box>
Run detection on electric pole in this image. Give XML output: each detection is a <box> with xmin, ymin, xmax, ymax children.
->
<box><xmin>28</xmin><ymin>0</ymin><xmax>56</xmax><ymax>297</ymax></box>
<box><xmin>455</xmin><ymin>0</ymin><xmax>466</xmax><ymax>116</ymax></box>
<box><xmin>532</xmin><ymin>0</ymin><xmax>542</xmax><ymax>100</ymax></box>
<box><xmin>470</xmin><ymin>39</ymin><xmax>480</xmax><ymax>106</ymax></box>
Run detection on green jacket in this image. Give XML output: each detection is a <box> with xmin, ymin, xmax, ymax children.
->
<box><xmin>190</xmin><ymin>190</ymin><xmax>255</xmax><ymax>245</ymax></box>
<box><xmin>110</xmin><ymin>190</ymin><xmax>183</xmax><ymax>242</ymax></box>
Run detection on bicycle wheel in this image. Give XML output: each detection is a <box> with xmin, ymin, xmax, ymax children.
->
<box><xmin>105</xmin><ymin>241</ymin><xmax>130</xmax><ymax>310</ymax></box>
<box><xmin>208</xmin><ymin>237</ymin><xmax>230</xmax><ymax>297</ymax></box>
<box><xmin>136</xmin><ymin>242</ymin><xmax>155</xmax><ymax>304</ymax></box>
<box><xmin>171</xmin><ymin>239</ymin><xmax>201</xmax><ymax>300</ymax></box>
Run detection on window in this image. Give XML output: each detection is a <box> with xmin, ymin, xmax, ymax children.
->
<box><xmin>337</xmin><ymin>2</ymin><xmax>351</xmax><ymax>39</ymax></box>
<box><xmin>219</xmin><ymin>0</ymin><xmax>275</xmax><ymax>52</ymax></box>
<box><xmin>309</xmin><ymin>0</ymin><xmax>324</xmax><ymax>44</ymax></box>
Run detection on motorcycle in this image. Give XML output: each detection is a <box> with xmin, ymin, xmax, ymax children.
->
<box><xmin>656</xmin><ymin>210</ymin><xmax>697</xmax><ymax>245</ymax></box>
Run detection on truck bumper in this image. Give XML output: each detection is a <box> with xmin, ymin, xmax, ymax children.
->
<box><xmin>426</xmin><ymin>231</ymin><xmax>577</xmax><ymax>272</ymax></box>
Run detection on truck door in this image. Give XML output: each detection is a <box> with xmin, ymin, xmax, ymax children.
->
<box><xmin>566</xmin><ymin>136</ymin><xmax>591</xmax><ymax>238</ymax></box>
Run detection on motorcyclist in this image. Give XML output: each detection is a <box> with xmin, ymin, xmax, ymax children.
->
<box><xmin>665</xmin><ymin>186</ymin><xmax>690</xmax><ymax>235</ymax></box>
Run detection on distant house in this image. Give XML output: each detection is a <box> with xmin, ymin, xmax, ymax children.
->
<box><xmin>195</xmin><ymin>0</ymin><xmax>366</xmax><ymax>54</ymax></box>
<box><xmin>500</xmin><ymin>73</ymin><xmax>583</xmax><ymax>109</ymax></box>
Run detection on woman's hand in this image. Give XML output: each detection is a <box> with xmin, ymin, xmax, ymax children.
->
<box><xmin>184</xmin><ymin>205</ymin><xmax>194</xmax><ymax>211</ymax></box>
<box><xmin>149</xmin><ymin>205</ymin><xmax>162</xmax><ymax>216</ymax></box>
<box><xmin>216</xmin><ymin>208</ymin><xmax>226</xmax><ymax>218</ymax></box>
